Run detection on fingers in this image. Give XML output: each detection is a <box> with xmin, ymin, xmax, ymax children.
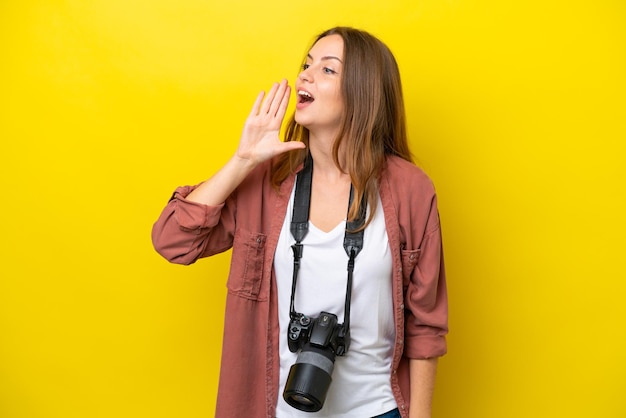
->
<box><xmin>259</xmin><ymin>82</ymin><xmax>279</xmax><ymax>116</ymax></box>
<box><xmin>267</xmin><ymin>80</ymin><xmax>289</xmax><ymax>117</ymax></box>
<box><xmin>275</xmin><ymin>84</ymin><xmax>291</xmax><ymax>120</ymax></box>
<box><xmin>254</xmin><ymin>80</ymin><xmax>289</xmax><ymax>118</ymax></box>
<box><xmin>249</xmin><ymin>90</ymin><xmax>265</xmax><ymax>118</ymax></box>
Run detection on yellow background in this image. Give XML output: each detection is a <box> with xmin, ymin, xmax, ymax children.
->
<box><xmin>1</xmin><ymin>1</ymin><xmax>625</xmax><ymax>417</ymax></box>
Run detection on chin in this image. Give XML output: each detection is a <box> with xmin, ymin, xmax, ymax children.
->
<box><xmin>294</xmin><ymin>113</ymin><xmax>311</xmax><ymax>128</ymax></box>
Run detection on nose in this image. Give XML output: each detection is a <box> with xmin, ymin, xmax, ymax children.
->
<box><xmin>298</xmin><ymin>66</ymin><xmax>312</xmax><ymax>83</ymax></box>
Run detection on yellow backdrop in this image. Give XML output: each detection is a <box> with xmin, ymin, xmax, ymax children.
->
<box><xmin>1</xmin><ymin>1</ymin><xmax>624</xmax><ymax>417</ymax></box>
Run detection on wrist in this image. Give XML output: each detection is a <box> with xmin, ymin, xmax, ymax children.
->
<box><xmin>230</xmin><ymin>153</ymin><xmax>259</xmax><ymax>173</ymax></box>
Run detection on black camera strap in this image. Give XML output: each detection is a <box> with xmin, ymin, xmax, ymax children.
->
<box><xmin>288</xmin><ymin>154</ymin><xmax>366</xmax><ymax>345</ymax></box>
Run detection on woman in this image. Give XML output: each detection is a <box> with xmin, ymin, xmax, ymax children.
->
<box><xmin>152</xmin><ymin>27</ymin><xmax>447</xmax><ymax>418</ymax></box>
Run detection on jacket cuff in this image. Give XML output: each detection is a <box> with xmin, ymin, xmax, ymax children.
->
<box><xmin>403</xmin><ymin>334</ymin><xmax>447</xmax><ymax>359</ymax></box>
<box><xmin>172</xmin><ymin>186</ymin><xmax>225</xmax><ymax>230</ymax></box>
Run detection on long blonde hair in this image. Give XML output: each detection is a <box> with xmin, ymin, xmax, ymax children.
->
<box><xmin>272</xmin><ymin>27</ymin><xmax>412</xmax><ymax>227</ymax></box>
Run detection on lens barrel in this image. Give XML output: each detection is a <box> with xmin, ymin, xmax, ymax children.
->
<box><xmin>283</xmin><ymin>343</ymin><xmax>335</xmax><ymax>412</ymax></box>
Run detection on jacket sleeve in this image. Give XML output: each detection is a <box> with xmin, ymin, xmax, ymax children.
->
<box><xmin>151</xmin><ymin>185</ymin><xmax>237</xmax><ymax>265</ymax></box>
<box><xmin>403</xmin><ymin>194</ymin><xmax>448</xmax><ymax>359</ymax></box>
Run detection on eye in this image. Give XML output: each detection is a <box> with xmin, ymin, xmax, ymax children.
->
<box><xmin>302</xmin><ymin>63</ymin><xmax>310</xmax><ymax>70</ymax></box>
<box><xmin>323</xmin><ymin>67</ymin><xmax>337</xmax><ymax>75</ymax></box>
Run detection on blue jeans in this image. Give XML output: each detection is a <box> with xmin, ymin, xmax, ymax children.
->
<box><xmin>372</xmin><ymin>408</ymin><xmax>401</xmax><ymax>418</ymax></box>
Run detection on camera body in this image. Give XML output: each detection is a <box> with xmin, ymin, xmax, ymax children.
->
<box><xmin>287</xmin><ymin>311</ymin><xmax>350</xmax><ymax>356</ymax></box>
<box><xmin>283</xmin><ymin>311</ymin><xmax>350</xmax><ymax>412</ymax></box>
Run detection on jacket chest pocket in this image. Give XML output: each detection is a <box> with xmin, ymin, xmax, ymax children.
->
<box><xmin>400</xmin><ymin>248</ymin><xmax>421</xmax><ymax>288</ymax></box>
<box><xmin>227</xmin><ymin>228</ymin><xmax>267</xmax><ymax>300</ymax></box>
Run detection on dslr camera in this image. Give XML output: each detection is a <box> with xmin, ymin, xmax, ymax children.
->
<box><xmin>283</xmin><ymin>311</ymin><xmax>350</xmax><ymax>412</ymax></box>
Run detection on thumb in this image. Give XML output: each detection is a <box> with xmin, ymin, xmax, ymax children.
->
<box><xmin>281</xmin><ymin>141</ymin><xmax>307</xmax><ymax>152</ymax></box>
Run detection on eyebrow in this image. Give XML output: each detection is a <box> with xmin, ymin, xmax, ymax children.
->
<box><xmin>307</xmin><ymin>53</ymin><xmax>343</xmax><ymax>63</ymax></box>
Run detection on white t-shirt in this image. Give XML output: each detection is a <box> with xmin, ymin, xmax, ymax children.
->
<box><xmin>274</xmin><ymin>186</ymin><xmax>396</xmax><ymax>418</ymax></box>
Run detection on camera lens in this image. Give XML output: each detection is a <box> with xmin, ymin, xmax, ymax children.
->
<box><xmin>290</xmin><ymin>394</ymin><xmax>315</xmax><ymax>407</ymax></box>
<box><xmin>283</xmin><ymin>343</ymin><xmax>335</xmax><ymax>412</ymax></box>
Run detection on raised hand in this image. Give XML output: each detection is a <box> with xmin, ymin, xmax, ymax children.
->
<box><xmin>185</xmin><ymin>80</ymin><xmax>305</xmax><ymax>206</ymax></box>
<box><xmin>235</xmin><ymin>79</ymin><xmax>306</xmax><ymax>165</ymax></box>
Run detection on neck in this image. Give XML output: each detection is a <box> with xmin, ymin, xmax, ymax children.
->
<box><xmin>308</xmin><ymin>132</ymin><xmax>347</xmax><ymax>182</ymax></box>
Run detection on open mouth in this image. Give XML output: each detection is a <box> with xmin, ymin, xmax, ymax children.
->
<box><xmin>297</xmin><ymin>90</ymin><xmax>314</xmax><ymax>104</ymax></box>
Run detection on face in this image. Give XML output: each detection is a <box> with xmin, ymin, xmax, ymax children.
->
<box><xmin>294</xmin><ymin>34</ymin><xmax>344</xmax><ymax>136</ymax></box>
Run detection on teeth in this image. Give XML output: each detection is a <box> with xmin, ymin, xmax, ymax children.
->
<box><xmin>298</xmin><ymin>90</ymin><xmax>312</xmax><ymax>98</ymax></box>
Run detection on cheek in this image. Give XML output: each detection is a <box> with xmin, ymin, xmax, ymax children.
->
<box><xmin>334</xmin><ymin>96</ymin><xmax>345</xmax><ymax>114</ymax></box>
<box><xmin>336</xmin><ymin>86</ymin><xmax>345</xmax><ymax>108</ymax></box>
<box><xmin>330</xmin><ymin>88</ymin><xmax>344</xmax><ymax>110</ymax></box>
